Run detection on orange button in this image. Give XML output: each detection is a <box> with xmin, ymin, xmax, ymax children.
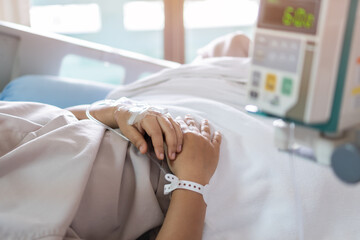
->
<box><xmin>357</xmin><ymin>57</ymin><xmax>360</xmax><ymax>64</ymax></box>
<box><xmin>265</xmin><ymin>74</ymin><xmax>277</xmax><ymax>92</ymax></box>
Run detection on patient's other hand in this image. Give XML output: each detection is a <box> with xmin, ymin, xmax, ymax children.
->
<box><xmin>168</xmin><ymin>115</ymin><xmax>222</xmax><ymax>185</ymax></box>
<box><xmin>114</xmin><ymin>107</ymin><xmax>183</xmax><ymax>161</ymax></box>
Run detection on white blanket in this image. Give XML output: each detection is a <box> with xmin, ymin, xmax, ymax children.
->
<box><xmin>107</xmin><ymin>57</ymin><xmax>360</xmax><ymax>240</ymax></box>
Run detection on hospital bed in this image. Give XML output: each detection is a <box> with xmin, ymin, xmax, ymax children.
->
<box><xmin>1</xmin><ymin>14</ymin><xmax>360</xmax><ymax>240</ymax></box>
<box><xmin>0</xmin><ymin>21</ymin><xmax>180</xmax><ymax>106</ymax></box>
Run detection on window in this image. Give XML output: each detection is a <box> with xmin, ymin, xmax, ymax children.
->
<box><xmin>30</xmin><ymin>0</ymin><xmax>164</xmax><ymax>83</ymax></box>
<box><xmin>184</xmin><ymin>0</ymin><xmax>259</xmax><ymax>62</ymax></box>
<box><xmin>30</xmin><ymin>0</ymin><xmax>164</xmax><ymax>59</ymax></box>
<box><xmin>184</xmin><ymin>0</ymin><xmax>258</xmax><ymax>29</ymax></box>
<box><xmin>30</xmin><ymin>4</ymin><xmax>101</xmax><ymax>34</ymax></box>
<box><xmin>29</xmin><ymin>0</ymin><xmax>259</xmax><ymax>82</ymax></box>
<box><xmin>123</xmin><ymin>1</ymin><xmax>164</xmax><ymax>31</ymax></box>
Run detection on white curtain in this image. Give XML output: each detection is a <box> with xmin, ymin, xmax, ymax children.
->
<box><xmin>0</xmin><ymin>0</ymin><xmax>30</xmax><ymax>26</ymax></box>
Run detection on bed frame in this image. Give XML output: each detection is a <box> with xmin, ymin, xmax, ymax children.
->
<box><xmin>0</xmin><ymin>21</ymin><xmax>180</xmax><ymax>92</ymax></box>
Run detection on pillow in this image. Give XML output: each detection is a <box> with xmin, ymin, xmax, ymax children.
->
<box><xmin>0</xmin><ymin>75</ymin><xmax>116</xmax><ymax>108</ymax></box>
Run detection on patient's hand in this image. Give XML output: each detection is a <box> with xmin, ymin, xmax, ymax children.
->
<box><xmin>157</xmin><ymin>116</ymin><xmax>221</xmax><ymax>240</ymax></box>
<box><xmin>67</xmin><ymin>102</ymin><xmax>183</xmax><ymax>160</ymax></box>
<box><xmin>167</xmin><ymin>115</ymin><xmax>222</xmax><ymax>185</ymax></box>
<box><xmin>114</xmin><ymin>106</ymin><xmax>183</xmax><ymax>161</ymax></box>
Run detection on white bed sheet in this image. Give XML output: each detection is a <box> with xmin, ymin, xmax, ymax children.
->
<box><xmin>107</xmin><ymin>57</ymin><xmax>360</xmax><ymax>240</ymax></box>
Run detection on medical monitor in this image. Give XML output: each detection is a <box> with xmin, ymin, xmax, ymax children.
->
<box><xmin>258</xmin><ymin>0</ymin><xmax>321</xmax><ymax>35</ymax></box>
<box><xmin>248</xmin><ymin>0</ymin><xmax>360</xmax><ymax>134</ymax></box>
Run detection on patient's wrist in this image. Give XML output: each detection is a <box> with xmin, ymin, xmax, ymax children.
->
<box><xmin>93</xmin><ymin>105</ymin><xmax>118</xmax><ymax>128</ymax></box>
<box><xmin>176</xmin><ymin>170</ymin><xmax>209</xmax><ymax>186</ymax></box>
<box><xmin>171</xmin><ymin>187</ymin><xmax>207</xmax><ymax>205</ymax></box>
<box><xmin>178</xmin><ymin>175</ymin><xmax>208</xmax><ymax>186</ymax></box>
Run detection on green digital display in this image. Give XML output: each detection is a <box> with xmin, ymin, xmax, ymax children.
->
<box><xmin>282</xmin><ymin>7</ymin><xmax>315</xmax><ymax>29</ymax></box>
<box><xmin>258</xmin><ymin>0</ymin><xmax>321</xmax><ymax>35</ymax></box>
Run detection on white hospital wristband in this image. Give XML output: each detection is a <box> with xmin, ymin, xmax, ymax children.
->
<box><xmin>164</xmin><ymin>174</ymin><xmax>209</xmax><ymax>203</ymax></box>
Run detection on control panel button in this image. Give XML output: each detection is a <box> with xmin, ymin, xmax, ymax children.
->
<box><xmin>252</xmin><ymin>71</ymin><xmax>261</xmax><ymax>87</ymax></box>
<box><xmin>257</xmin><ymin>36</ymin><xmax>267</xmax><ymax>45</ymax></box>
<box><xmin>281</xmin><ymin>41</ymin><xmax>288</xmax><ymax>49</ymax></box>
<box><xmin>249</xmin><ymin>90</ymin><xmax>259</xmax><ymax>100</ymax></box>
<box><xmin>282</xmin><ymin>78</ymin><xmax>293</xmax><ymax>95</ymax></box>
<box><xmin>254</xmin><ymin>50</ymin><xmax>265</xmax><ymax>61</ymax></box>
<box><xmin>265</xmin><ymin>74</ymin><xmax>277</xmax><ymax>92</ymax></box>
<box><xmin>289</xmin><ymin>54</ymin><xmax>296</xmax><ymax>62</ymax></box>
<box><xmin>252</xmin><ymin>35</ymin><xmax>301</xmax><ymax>74</ymax></box>
<box><xmin>290</xmin><ymin>42</ymin><xmax>299</xmax><ymax>50</ymax></box>
<box><xmin>270</xmin><ymin>40</ymin><xmax>279</xmax><ymax>48</ymax></box>
<box><xmin>270</xmin><ymin>96</ymin><xmax>280</xmax><ymax>106</ymax></box>
<box><xmin>279</xmin><ymin>54</ymin><xmax>287</xmax><ymax>61</ymax></box>
<box><xmin>269</xmin><ymin>52</ymin><xmax>277</xmax><ymax>61</ymax></box>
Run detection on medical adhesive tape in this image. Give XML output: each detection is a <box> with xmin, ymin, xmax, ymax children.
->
<box><xmin>112</xmin><ymin>97</ymin><xmax>168</xmax><ymax>125</ymax></box>
<box><xmin>86</xmin><ymin>98</ymin><xmax>168</xmax><ymax>138</ymax></box>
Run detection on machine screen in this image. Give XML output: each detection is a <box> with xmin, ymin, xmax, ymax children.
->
<box><xmin>258</xmin><ymin>0</ymin><xmax>321</xmax><ymax>35</ymax></box>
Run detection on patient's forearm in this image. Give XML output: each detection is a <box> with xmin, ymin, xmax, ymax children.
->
<box><xmin>66</xmin><ymin>105</ymin><xmax>88</xmax><ymax>120</ymax></box>
<box><xmin>66</xmin><ymin>105</ymin><xmax>117</xmax><ymax>128</ymax></box>
<box><xmin>156</xmin><ymin>190</ymin><xmax>206</xmax><ymax>240</ymax></box>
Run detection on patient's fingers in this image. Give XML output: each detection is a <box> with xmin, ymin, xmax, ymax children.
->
<box><xmin>176</xmin><ymin>117</ymin><xmax>189</xmax><ymax>132</ymax></box>
<box><xmin>212</xmin><ymin>131</ymin><xmax>222</xmax><ymax>148</ymax></box>
<box><xmin>184</xmin><ymin>115</ymin><xmax>196</xmax><ymax>126</ymax></box>
<box><xmin>121</xmin><ymin>125</ymin><xmax>148</xmax><ymax>154</ymax></box>
<box><xmin>141</xmin><ymin>116</ymin><xmax>164</xmax><ymax>160</ymax></box>
<box><xmin>156</xmin><ymin>115</ymin><xmax>178</xmax><ymax>160</ymax></box>
<box><xmin>184</xmin><ymin>115</ymin><xmax>200</xmax><ymax>132</ymax></box>
<box><xmin>115</xmin><ymin>108</ymin><xmax>148</xmax><ymax>154</ymax></box>
<box><xmin>201</xmin><ymin>119</ymin><xmax>211</xmax><ymax>140</ymax></box>
<box><xmin>168</xmin><ymin>116</ymin><xmax>183</xmax><ymax>153</ymax></box>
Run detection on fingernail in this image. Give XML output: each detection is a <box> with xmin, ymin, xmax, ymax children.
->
<box><xmin>139</xmin><ymin>145</ymin><xmax>145</xmax><ymax>153</ymax></box>
<box><xmin>171</xmin><ymin>152</ymin><xmax>176</xmax><ymax>160</ymax></box>
<box><xmin>177</xmin><ymin>144</ymin><xmax>182</xmax><ymax>152</ymax></box>
<box><xmin>159</xmin><ymin>152</ymin><xmax>164</xmax><ymax>160</ymax></box>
